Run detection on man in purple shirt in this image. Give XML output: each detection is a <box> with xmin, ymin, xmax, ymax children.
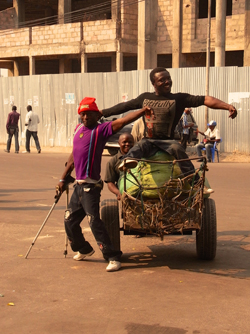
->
<box><xmin>5</xmin><ymin>105</ymin><xmax>20</xmax><ymax>153</ymax></box>
<box><xmin>56</xmin><ymin>97</ymin><xmax>151</xmax><ymax>272</ymax></box>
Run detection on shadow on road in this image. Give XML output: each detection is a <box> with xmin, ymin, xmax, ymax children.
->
<box><xmin>120</xmin><ymin>231</ymin><xmax>250</xmax><ymax>279</ymax></box>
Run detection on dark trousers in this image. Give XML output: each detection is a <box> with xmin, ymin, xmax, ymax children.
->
<box><xmin>7</xmin><ymin>128</ymin><xmax>19</xmax><ymax>152</ymax></box>
<box><xmin>181</xmin><ymin>134</ymin><xmax>189</xmax><ymax>151</ymax></box>
<box><xmin>122</xmin><ymin>138</ymin><xmax>196</xmax><ymax>178</ymax></box>
<box><xmin>196</xmin><ymin>142</ymin><xmax>213</xmax><ymax>160</ymax></box>
<box><xmin>64</xmin><ymin>183</ymin><xmax>122</xmax><ymax>261</ymax></box>
<box><xmin>26</xmin><ymin>129</ymin><xmax>41</xmax><ymax>152</ymax></box>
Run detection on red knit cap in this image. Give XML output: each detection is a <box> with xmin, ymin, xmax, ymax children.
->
<box><xmin>78</xmin><ymin>97</ymin><xmax>100</xmax><ymax>115</ymax></box>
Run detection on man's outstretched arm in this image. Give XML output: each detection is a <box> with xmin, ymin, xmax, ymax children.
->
<box><xmin>111</xmin><ymin>106</ymin><xmax>152</xmax><ymax>133</ymax></box>
<box><xmin>204</xmin><ymin>96</ymin><xmax>237</xmax><ymax>119</ymax></box>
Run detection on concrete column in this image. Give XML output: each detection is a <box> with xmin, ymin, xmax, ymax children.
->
<box><xmin>29</xmin><ymin>56</ymin><xmax>35</xmax><ymax>75</ymax></box>
<box><xmin>244</xmin><ymin>0</ymin><xmax>250</xmax><ymax>66</ymax></box>
<box><xmin>13</xmin><ymin>0</ymin><xmax>25</xmax><ymax>28</ymax></box>
<box><xmin>115</xmin><ymin>39</ymin><xmax>123</xmax><ymax>72</ymax></box>
<box><xmin>137</xmin><ymin>0</ymin><xmax>157</xmax><ymax>70</ymax></box>
<box><xmin>59</xmin><ymin>58</ymin><xmax>71</xmax><ymax>73</ymax></box>
<box><xmin>112</xmin><ymin>0</ymin><xmax>122</xmax><ymax>72</ymax></box>
<box><xmin>116</xmin><ymin>51</ymin><xmax>123</xmax><ymax>72</ymax></box>
<box><xmin>59</xmin><ymin>59</ymin><xmax>64</xmax><ymax>74</ymax></box>
<box><xmin>215</xmin><ymin>0</ymin><xmax>226</xmax><ymax>67</ymax></box>
<box><xmin>111</xmin><ymin>0</ymin><xmax>120</xmax><ymax>21</ymax></box>
<box><xmin>13</xmin><ymin>60</ymin><xmax>19</xmax><ymax>76</ymax></box>
<box><xmin>81</xmin><ymin>52</ymin><xmax>87</xmax><ymax>73</ymax></box>
<box><xmin>58</xmin><ymin>0</ymin><xmax>72</xmax><ymax>24</ymax></box>
<box><xmin>172</xmin><ymin>0</ymin><xmax>184</xmax><ymax>68</ymax></box>
<box><xmin>8</xmin><ymin>69</ymin><xmax>14</xmax><ymax>77</ymax></box>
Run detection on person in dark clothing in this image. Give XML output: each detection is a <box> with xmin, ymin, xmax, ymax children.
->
<box><xmin>181</xmin><ymin>108</ymin><xmax>194</xmax><ymax>151</ymax></box>
<box><xmin>105</xmin><ymin>132</ymin><xmax>145</xmax><ymax>238</ymax></box>
<box><xmin>5</xmin><ymin>105</ymin><xmax>20</xmax><ymax>153</ymax></box>
<box><xmin>101</xmin><ymin>67</ymin><xmax>237</xmax><ymax>179</ymax></box>
<box><xmin>104</xmin><ymin>132</ymin><xmax>134</xmax><ymax>200</ymax></box>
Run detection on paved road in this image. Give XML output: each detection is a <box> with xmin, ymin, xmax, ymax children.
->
<box><xmin>1</xmin><ymin>150</ymin><xmax>250</xmax><ymax>334</ymax></box>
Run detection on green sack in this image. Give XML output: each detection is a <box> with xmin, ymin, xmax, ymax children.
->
<box><xmin>118</xmin><ymin>151</ymin><xmax>184</xmax><ymax>198</ymax></box>
<box><xmin>118</xmin><ymin>164</ymin><xmax>141</xmax><ymax>197</ymax></box>
<box><xmin>118</xmin><ymin>151</ymin><xmax>211</xmax><ymax>199</ymax></box>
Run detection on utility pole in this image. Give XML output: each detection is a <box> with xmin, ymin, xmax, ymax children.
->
<box><xmin>205</xmin><ymin>0</ymin><xmax>211</xmax><ymax>131</ymax></box>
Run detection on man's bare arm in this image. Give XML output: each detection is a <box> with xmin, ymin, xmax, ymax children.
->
<box><xmin>111</xmin><ymin>107</ymin><xmax>152</xmax><ymax>133</ymax></box>
<box><xmin>56</xmin><ymin>152</ymin><xmax>74</xmax><ymax>195</ymax></box>
<box><xmin>107</xmin><ymin>182</ymin><xmax>121</xmax><ymax>200</ymax></box>
<box><xmin>204</xmin><ymin>96</ymin><xmax>237</xmax><ymax>119</ymax></box>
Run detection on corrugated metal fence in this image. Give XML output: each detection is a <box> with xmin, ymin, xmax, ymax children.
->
<box><xmin>0</xmin><ymin>67</ymin><xmax>249</xmax><ymax>153</ymax></box>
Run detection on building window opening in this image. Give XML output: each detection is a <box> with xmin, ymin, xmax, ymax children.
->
<box><xmin>72</xmin><ymin>0</ymin><xmax>112</xmax><ymax>23</ymax></box>
<box><xmin>226</xmin><ymin>0</ymin><xmax>232</xmax><ymax>16</ymax></box>
<box><xmin>225</xmin><ymin>51</ymin><xmax>243</xmax><ymax>67</ymax></box>
<box><xmin>198</xmin><ymin>0</ymin><xmax>232</xmax><ymax>19</ymax></box>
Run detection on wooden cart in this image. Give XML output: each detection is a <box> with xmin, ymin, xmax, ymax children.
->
<box><xmin>101</xmin><ymin>157</ymin><xmax>217</xmax><ymax>260</ymax></box>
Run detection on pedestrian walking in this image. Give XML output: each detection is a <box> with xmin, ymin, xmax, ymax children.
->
<box><xmin>5</xmin><ymin>105</ymin><xmax>20</xmax><ymax>153</ymax></box>
<box><xmin>22</xmin><ymin>105</ymin><xmax>41</xmax><ymax>153</ymax></box>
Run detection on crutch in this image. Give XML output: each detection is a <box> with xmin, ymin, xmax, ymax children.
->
<box><xmin>63</xmin><ymin>186</ymin><xmax>69</xmax><ymax>258</ymax></box>
<box><xmin>25</xmin><ymin>173</ymin><xmax>75</xmax><ymax>259</ymax></box>
<box><xmin>24</xmin><ymin>193</ymin><xmax>61</xmax><ymax>259</ymax></box>
<box><xmin>62</xmin><ymin>162</ymin><xmax>74</xmax><ymax>258</ymax></box>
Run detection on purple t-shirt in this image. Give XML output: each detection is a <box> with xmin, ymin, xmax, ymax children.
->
<box><xmin>73</xmin><ymin>122</ymin><xmax>113</xmax><ymax>180</ymax></box>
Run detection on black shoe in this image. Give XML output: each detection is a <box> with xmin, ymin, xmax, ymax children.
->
<box><xmin>38</xmin><ymin>149</ymin><xmax>41</xmax><ymax>154</ymax></box>
<box><xmin>4</xmin><ymin>150</ymin><xmax>10</xmax><ymax>153</ymax></box>
<box><xmin>207</xmin><ymin>159</ymin><xmax>211</xmax><ymax>163</ymax></box>
<box><xmin>15</xmin><ymin>151</ymin><xmax>19</xmax><ymax>154</ymax></box>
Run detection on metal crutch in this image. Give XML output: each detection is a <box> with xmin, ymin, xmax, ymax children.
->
<box><xmin>24</xmin><ymin>193</ymin><xmax>61</xmax><ymax>259</ymax></box>
<box><xmin>63</xmin><ymin>186</ymin><xmax>69</xmax><ymax>258</ymax></box>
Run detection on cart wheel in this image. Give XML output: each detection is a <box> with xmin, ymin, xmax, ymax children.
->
<box><xmin>101</xmin><ymin>199</ymin><xmax>120</xmax><ymax>251</ymax></box>
<box><xmin>196</xmin><ymin>198</ymin><xmax>217</xmax><ymax>260</ymax></box>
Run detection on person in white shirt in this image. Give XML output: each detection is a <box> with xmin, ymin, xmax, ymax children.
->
<box><xmin>23</xmin><ymin>105</ymin><xmax>41</xmax><ymax>153</ymax></box>
<box><xmin>196</xmin><ymin>120</ymin><xmax>221</xmax><ymax>162</ymax></box>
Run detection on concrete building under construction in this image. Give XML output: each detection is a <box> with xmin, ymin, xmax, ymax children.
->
<box><xmin>0</xmin><ymin>0</ymin><xmax>249</xmax><ymax>76</ymax></box>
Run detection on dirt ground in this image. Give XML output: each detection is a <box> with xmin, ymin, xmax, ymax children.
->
<box><xmin>219</xmin><ymin>151</ymin><xmax>250</xmax><ymax>162</ymax></box>
<box><xmin>1</xmin><ymin>146</ymin><xmax>250</xmax><ymax>334</ymax></box>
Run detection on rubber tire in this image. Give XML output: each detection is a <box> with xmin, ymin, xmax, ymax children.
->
<box><xmin>101</xmin><ymin>199</ymin><xmax>121</xmax><ymax>251</ymax></box>
<box><xmin>107</xmin><ymin>147</ymin><xmax>119</xmax><ymax>156</ymax></box>
<box><xmin>196</xmin><ymin>198</ymin><xmax>217</xmax><ymax>260</ymax></box>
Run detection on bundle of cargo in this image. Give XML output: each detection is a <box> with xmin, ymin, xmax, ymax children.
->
<box><xmin>118</xmin><ymin>151</ymin><xmax>208</xmax><ymax>237</ymax></box>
